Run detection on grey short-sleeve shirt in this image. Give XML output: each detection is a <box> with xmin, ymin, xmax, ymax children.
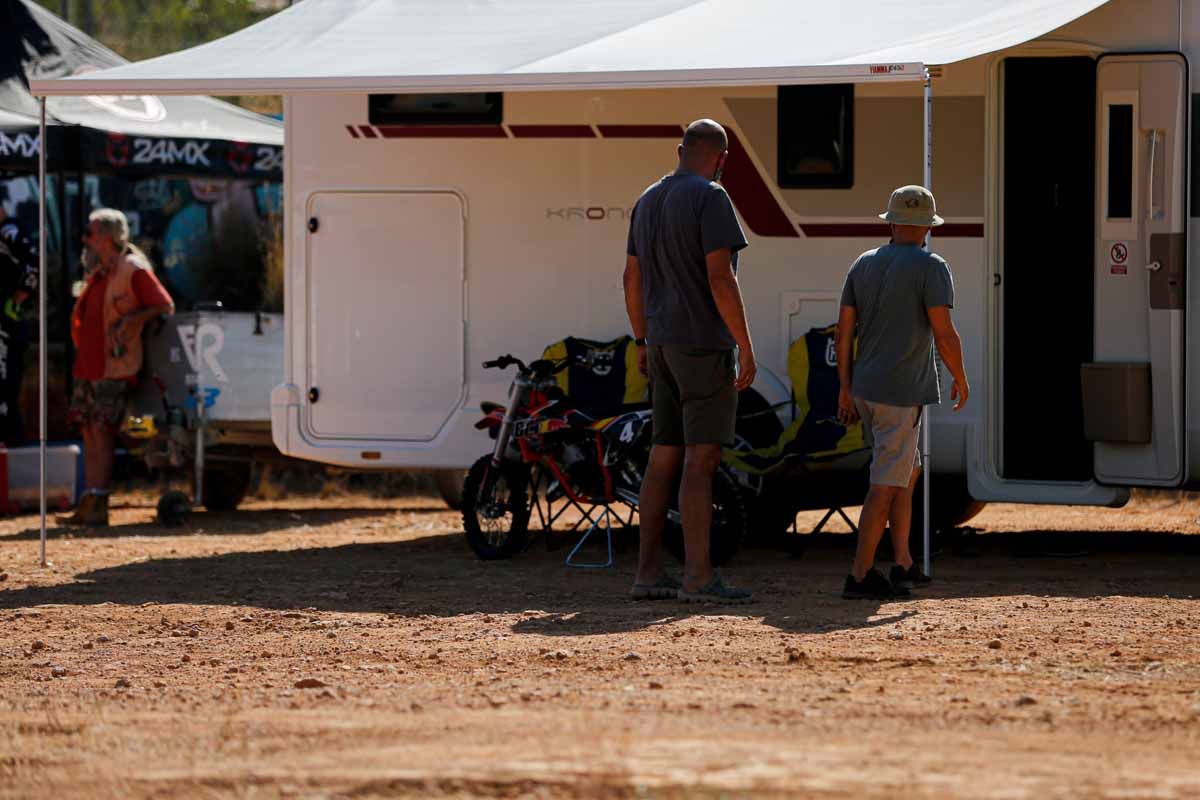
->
<box><xmin>840</xmin><ymin>243</ymin><xmax>954</xmax><ymax>407</ymax></box>
<box><xmin>626</xmin><ymin>169</ymin><xmax>748</xmax><ymax>350</ymax></box>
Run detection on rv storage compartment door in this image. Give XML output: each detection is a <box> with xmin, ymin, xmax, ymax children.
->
<box><xmin>1092</xmin><ymin>54</ymin><xmax>1186</xmax><ymax>485</ymax></box>
<box><xmin>305</xmin><ymin>191</ymin><xmax>465</xmax><ymax>442</ymax></box>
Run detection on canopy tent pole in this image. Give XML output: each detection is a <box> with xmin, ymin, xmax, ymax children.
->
<box><xmin>38</xmin><ymin>97</ymin><xmax>48</xmax><ymax>567</ymax></box>
<box><xmin>922</xmin><ymin>69</ymin><xmax>933</xmax><ymax>578</ymax></box>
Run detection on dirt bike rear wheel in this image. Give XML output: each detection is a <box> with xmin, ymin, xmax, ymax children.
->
<box><xmin>663</xmin><ymin>467</ymin><xmax>747</xmax><ymax>567</ymax></box>
<box><xmin>461</xmin><ymin>456</ymin><xmax>532</xmax><ymax>560</ymax></box>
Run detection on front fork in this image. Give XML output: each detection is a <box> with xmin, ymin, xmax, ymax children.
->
<box><xmin>481</xmin><ymin>377</ymin><xmax>530</xmax><ymax>496</ymax></box>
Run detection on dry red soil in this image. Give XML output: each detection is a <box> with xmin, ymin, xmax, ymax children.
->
<box><xmin>1</xmin><ymin>492</ymin><xmax>1198</xmax><ymax>799</ymax></box>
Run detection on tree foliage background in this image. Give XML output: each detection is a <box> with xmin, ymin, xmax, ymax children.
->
<box><xmin>31</xmin><ymin>0</ymin><xmax>285</xmax><ymax>113</ymax></box>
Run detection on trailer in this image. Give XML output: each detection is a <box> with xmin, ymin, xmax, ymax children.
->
<box><xmin>126</xmin><ymin>308</ymin><xmax>284</xmax><ymax>515</ymax></box>
<box><xmin>30</xmin><ymin>0</ymin><xmax>1200</xmax><ymax>535</ymax></box>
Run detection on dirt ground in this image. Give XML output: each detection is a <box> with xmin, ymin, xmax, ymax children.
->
<box><xmin>1</xmin><ymin>490</ymin><xmax>1198</xmax><ymax>799</ymax></box>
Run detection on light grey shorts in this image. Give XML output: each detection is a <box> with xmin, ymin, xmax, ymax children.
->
<box><xmin>854</xmin><ymin>397</ymin><xmax>922</xmax><ymax>488</ymax></box>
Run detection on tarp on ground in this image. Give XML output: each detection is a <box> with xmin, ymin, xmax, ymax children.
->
<box><xmin>1</xmin><ymin>0</ymin><xmax>282</xmax><ymax>177</ymax></box>
<box><xmin>29</xmin><ymin>0</ymin><xmax>1111</xmax><ymax>96</ymax></box>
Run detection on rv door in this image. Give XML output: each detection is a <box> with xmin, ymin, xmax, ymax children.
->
<box><xmin>304</xmin><ymin>190</ymin><xmax>466</xmax><ymax>444</ymax></box>
<box><xmin>1090</xmin><ymin>54</ymin><xmax>1187</xmax><ymax>486</ymax></box>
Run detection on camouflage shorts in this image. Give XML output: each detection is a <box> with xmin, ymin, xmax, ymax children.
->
<box><xmin>69</xmin><ymin>379</ymin><xmax>131</xmax><ymax>429</ymax></box>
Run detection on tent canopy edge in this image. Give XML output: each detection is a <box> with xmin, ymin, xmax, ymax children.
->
<box><xmin>29</xmin><ymin>63</ymin><xmax>926</xmax><ymax>97</ymax></box>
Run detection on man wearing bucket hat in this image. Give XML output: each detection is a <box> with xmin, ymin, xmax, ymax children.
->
<box><xmin>835</xmin><ymin>185</ymin><xmax>968</xmax><ymax>600</ymax></box>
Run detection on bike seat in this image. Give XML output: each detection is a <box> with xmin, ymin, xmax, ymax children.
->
<box><xmin>557</xmin><ymin>398</ymin><xmax>651</xmax><ymax>423</ymax></box>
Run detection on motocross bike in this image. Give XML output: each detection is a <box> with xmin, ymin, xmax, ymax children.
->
<box><xmin>462</xmin><ymin>354</ymin><xmax>747</xmax><ymax>565</ymax></box>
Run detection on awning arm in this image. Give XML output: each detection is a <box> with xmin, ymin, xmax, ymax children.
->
<box><xmin>922</xmin><ymin>68</ymin><xmax>933</xmax><ymax>578</ymax></box>
<box><xmin>38</xmin><ymin>97</ymin><xmax>48</xmax><ymax>568</ymax></box>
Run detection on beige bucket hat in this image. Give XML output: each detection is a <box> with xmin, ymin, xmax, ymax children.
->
<box><xmin>878</xmin><ymin>185</ymin><xmax>944</xmax><ymax>227</ymax></box>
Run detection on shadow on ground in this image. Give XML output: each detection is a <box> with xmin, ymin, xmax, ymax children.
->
<box><xmin>0</xmin><ymin>507</ymin><xmax>416</xmax><ymax>542</ymax></box>
<box><xmin>2</xmin><ymin>507</ymin><xmax>1197</xmax><ymax>638</ymax></box>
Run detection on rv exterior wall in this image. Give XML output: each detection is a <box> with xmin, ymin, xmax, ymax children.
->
<box><xmin>276</xmin><ymin>86</ymin><xmax>981</xmax><ymax>470</ymax></box>
<box><xmin>271</xmin><ymin>0</ymin><xmax>1200</xmax><ymax>500</ymax></box>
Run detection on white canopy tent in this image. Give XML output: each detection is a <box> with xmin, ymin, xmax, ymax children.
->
<box><xmin>29</xmin><ymin>0</ymin><xmax>1108</xmax><ymax>94</ymax></box>
<box><xmin>26</xmin><ymin>0</ymin><xmax>1112</xmax><ymax>568</ymax></box>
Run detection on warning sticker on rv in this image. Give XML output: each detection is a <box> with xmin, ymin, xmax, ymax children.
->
<box><xmin>1109</xmin><ymin>242</ymin><xmax>1129</xmax><ymax>276</ymax></box>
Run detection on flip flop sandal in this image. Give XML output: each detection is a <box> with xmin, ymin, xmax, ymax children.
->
<box><xmin>677</xmin><ymin>575</ymin><xmax>753</xmax><ymax>604</ymax></box>
<box><xmin>630</xmin><ymin>575</ymin><xmax>682</xmax><ymax>600</ymax></box>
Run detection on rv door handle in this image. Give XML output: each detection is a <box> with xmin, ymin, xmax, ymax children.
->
<box><xmin>308</xmin><ymin>387</ymin><xmax>320</xmax><ymax>403</ymax></box>
<box><xmin>1147</xmin><ymin>130</ymin><xmax>1160</xmax><ymax>221</ymax></box>
<box><xmin>1145</xmin><ymin>261</ymin><xmax>1162</xmax><ymax>272</ymax></box>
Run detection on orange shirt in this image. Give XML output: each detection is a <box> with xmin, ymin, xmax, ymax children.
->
<box><xmin>73</xmin><ymin>268</ymin><xmax>173</xmax><ymax>382</ymax></box>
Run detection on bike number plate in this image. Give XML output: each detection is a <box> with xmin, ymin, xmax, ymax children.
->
<box><xmin>512</xmin><ymin>419</ymin><xmax>541</xmax><ymax>439</ymax></box>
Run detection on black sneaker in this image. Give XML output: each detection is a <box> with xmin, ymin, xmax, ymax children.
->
<box><xmin>842</xmin><ymin>569</ymin><xmax>910</xmax><ymax>600</ymax></box>
<box><xmin>889</xmin><ymin>563</ymin><xmax>932</xmax><ymax>590</ymax></box>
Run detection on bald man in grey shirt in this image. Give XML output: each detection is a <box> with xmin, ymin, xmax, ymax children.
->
<box><xmin>624</xmin><ymin>119</ymin><xmax>755</xmax><ymax>605</ymax></box>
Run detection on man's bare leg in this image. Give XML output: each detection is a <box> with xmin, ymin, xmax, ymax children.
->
<box><xmin>851</xmin><ymin>484</ymin><xmax>899</xmax><ymax>581</ymax></box>
<box><xmin>87</xmin><ymin>422</ymin><xmax>116</xmax><ymax>491</ymax></box>
<box><xmin>81</xmin><ymin>424</ymin><xmax>100</xmax><ymax>491</ymax></box>
<box><xmin>634</xmin><ymin>444</ymin><xmax>683</xmax><ymax>587</ymax></box>
<box><xmin>887</xmin><ymin>466</ymin><xmax>922</xmax><ymax>570</ymax></box>
<box><xmin>680</xmin><ymin>443</ymin><xmax>721</xmax><ymax>591</ymax></box>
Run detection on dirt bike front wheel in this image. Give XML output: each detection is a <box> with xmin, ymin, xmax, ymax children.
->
<box><xmin>461</xmin><ymin>455</ymin><xmax>533</xmax><ymax>560</ymax></box>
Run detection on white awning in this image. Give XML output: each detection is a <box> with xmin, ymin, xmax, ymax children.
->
<box><xmin>30</xmin><ymin>0</ymin><xmax>1110</xmax><ymax>96</ymax></box>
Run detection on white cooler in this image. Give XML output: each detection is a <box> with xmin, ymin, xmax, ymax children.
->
<box><xmin>5</xmin><ymin>444</ymin><xmax>83</xmax><ymax>511</ymax></box>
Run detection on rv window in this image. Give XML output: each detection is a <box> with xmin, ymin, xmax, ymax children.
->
<box><xmin>1106</xmin><ymin>104</ymin><xmax>1133</xmax><ymax>219</ymax></box>
<box><xmin>777</xmin><ymin>84</ymin><xmax>854</xmax><ymax>189</ymax></box>
<box><xmin>368</xmin><ymin>93</ymin><xmax>503</xmax><ymax>125</ymax></box>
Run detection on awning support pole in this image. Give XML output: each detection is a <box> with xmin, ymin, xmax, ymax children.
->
<box><xmin>38</xmin><ymin>97</ymin><xmax>48</xmax><ymax>568</ymax></box>
<box><xmin>922</xmin><ymin>68</ymin><xmax>933</xmax><ymax>578</ymax></box>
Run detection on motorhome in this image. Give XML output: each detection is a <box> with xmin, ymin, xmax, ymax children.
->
<box><xmin>32</xmin><ymin>0</ymin><xmax>1200</xmax><ymax>525</ymax></box>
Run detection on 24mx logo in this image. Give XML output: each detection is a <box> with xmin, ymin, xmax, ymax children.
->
<box><xmin>177</xmin><ymin>322</ymin><xmax>228</xmax><ymax>383</ymax></box>
<box><xmin>132</xmin><ymin>138</ymin><xmax>212</xmax><ymax>168</ymax></box>
<box><xmin>0</xmin><ymin>132</ymin><xmax>38</xmax><ymax>159</ymax></box>
<box><xmin>253</xmin><ymin>146</ymin><xmax>283</xmax><ymax>174</ymax></box>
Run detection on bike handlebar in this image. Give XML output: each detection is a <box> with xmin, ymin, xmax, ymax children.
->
<box><xmin>482</xmin><ymin>354</ymin><xmax>527</xmax><ymax>372</ymax></box>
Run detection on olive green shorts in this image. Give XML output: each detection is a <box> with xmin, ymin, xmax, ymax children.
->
<box><xmin>647</xmin><ymin>345</ymin><xmax>737</xmax><ymax>446</ymax></box>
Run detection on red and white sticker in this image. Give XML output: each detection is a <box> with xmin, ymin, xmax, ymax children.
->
<box><xmin>1110</xmin><ymin>242</ymin><xmax>1129</xmax><ymax>276</ymax></box>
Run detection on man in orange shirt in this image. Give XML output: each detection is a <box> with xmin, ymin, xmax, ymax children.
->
<box><xmin>59</xmin><ymin>208</ymin><xmax>174</xmax><ymax>527</ymax></box>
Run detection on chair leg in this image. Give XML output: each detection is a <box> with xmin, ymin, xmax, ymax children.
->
<box><xmin>810</xmin><ymin>507</ymin><xmax>839</xmax><ymax>535</ymax></box>
<box><xmin>810</xmin><ymin>507</ymin><xmax>857</xmax><ymax>536</ymax></box>
<box><xmin>565</xmin><ymin>505</ymin><xmax>615</xmax><ymax>569</ymax></box>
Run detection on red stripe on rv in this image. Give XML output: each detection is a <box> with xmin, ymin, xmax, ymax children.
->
<box><xmin>597</xmin><ymin>125</ymin><xmax>684</xmax><ymax>138</ymax></box>
<box><xmin>346</xmin><ymin>125</ymin><xmax>360</xmax><ymax>139</ymax></box>
<box><xmin>722</xmin><ymin>129</ymin><xmax>799</xmax><ymax>238</ymax></box>
<box><xmin>509</xmin><ymin>125</ymin><xmax>596</xmax><ymax>138</ymax></box>
<box><xmin>375</xmin><ymin>125</ymin><xmax>509</xmax><ymax>138</ymax></box>
<box><xmin>800</xmin><ymin>223</ymin><xmax>984</xmax><ymax>238</ymax></box>
<box><xmin>340</xmin><ymin>121</ymin><xmax>803</xmax><ymax>239</ymax></box>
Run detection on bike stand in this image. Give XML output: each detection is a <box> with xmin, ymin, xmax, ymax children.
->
<box><xmin>565</xmin><ymin>505</ymin><xmax>614</xmax><ymax>569</ymax></box>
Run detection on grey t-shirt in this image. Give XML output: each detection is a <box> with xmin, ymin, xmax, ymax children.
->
<box><xmin>839</xmin><ymin>243</ymin><xmax>955</xmax><ymax>407</ymax></box>
<box><xmin>626</xmin><ymin>168</ymin><xmax>748</xmax><ymax>350</ymax></box>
